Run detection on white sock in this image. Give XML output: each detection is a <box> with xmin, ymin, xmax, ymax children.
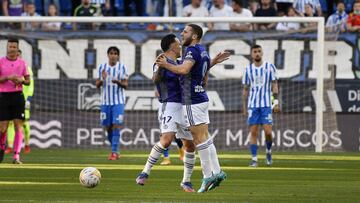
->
<box><xmin>182</xmin><ymin>151</ymin><xmax>195</xmax><ymax>183</ymax></box>
<box><xmin>266</xmin><ymin>149</ymin><xmax>272</xmax><ymax>154</ymax></box>
<box><xmin>252</xmin><ymin>156</ymin><xmax>258</xmax><ymax>162</ymax></box>
<box><xmin>196</xmin><ymin>141</ymin><xmax>213</xmax><ymax>178</ymax></box>
<box><xmin>143</xmin><ymin>142</ymin><xmax>166</xmax><ymax>175</ymax></box>
<box><xmin>208</xmin><ymin>139</ymin><xmax>221</xmax><ymax>174</ymax></box>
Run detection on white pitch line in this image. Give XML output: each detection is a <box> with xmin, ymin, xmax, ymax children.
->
<box><xmin>0</xmin><ymin>164</ymin><xmax>348</xmax><ymax>171</ymax></box>
<box><xmin>0</xmin><ymin>181</ymin><xmax>77</xmax><ymax>185</ymax></box>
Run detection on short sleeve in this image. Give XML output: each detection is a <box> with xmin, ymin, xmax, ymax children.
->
<box><xmin>153</xmin><ymin>63</ymin><xmax>159</xmax><ymax>73</ymax></box>
<box><xmin>120</xmin><ymin>64</ymin><xmax>129</xmax><ymax>80</ymax></box>
<box><xmin>22</xmin><ymin>61</ymin><xmax>29</xmax><ymax>76</ymax></box>
<box><xmin>270</xmin><ymin>63</ymin><xmax>277</xmax><ymax>81</ymax></box>
<box><xmin>184</xmin><ymin>46</ymin><xmax>198</xmax><ymax>63</ymax></box>
<box><xmin>97</xmin><ymin>64</ymin><xmax>103</xmax><ymax>80</ymax></box>
<box><xmin>242</xmin><ymin>67</ymin><xmax>250</xmax><ymax>85</ymax></box>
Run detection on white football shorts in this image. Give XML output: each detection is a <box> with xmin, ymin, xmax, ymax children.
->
<box><xmin>158</xmin><ymin>102</ymin><xmax>193</xmax><ymax>140</ymax></box>
<box><xmin>183</xmin><ymin>102</ymin><xmax>210</xmax><ymax>127</ymax></box>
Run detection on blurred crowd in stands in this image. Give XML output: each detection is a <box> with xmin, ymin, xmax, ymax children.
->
<box><xmin>1</xmin><ymin>0</ymin><xmax>359</xmax><ymax>32</ymax></box>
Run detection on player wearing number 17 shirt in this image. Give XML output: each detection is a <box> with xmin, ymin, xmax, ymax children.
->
<box><xmin>136</xmin><ymin>34</ymin><xmax>196</xmax><ymax>192</ymax></box>
<box><xmin>156</xmin><ymin>24</ymin><xmax>230</xmax><ymax>193</ymax></box>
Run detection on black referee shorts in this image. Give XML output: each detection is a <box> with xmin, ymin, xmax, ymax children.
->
<box><xmin>0</xmin><ymin>92</ymin><xmax>25</xmax><ymax>121</ymax></box>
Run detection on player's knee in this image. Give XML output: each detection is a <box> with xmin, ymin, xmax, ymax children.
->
<box><xmin>182</xmin><ymin>140</ymin><xmax>195</xmax><ymax>152</ymax></box>
<box><xmin>159</xmin><ymin>134</ymin><xmax>173</xmax><ymax>148</ymax></box>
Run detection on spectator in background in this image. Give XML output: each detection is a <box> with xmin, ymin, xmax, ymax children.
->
<box><xmin>254</xmin><ymin>0</ymin><xmax>277</xmax><ymax>30</ymax></box>
<box><xmin>90</xmin><ymin>0</ymin><xmax>115</xmax><ymax>16</ymax></box>
<box><xmin>301</xmin><ymin>3</ymin><xmax>317</xmax><ymax>30</ymax></box>
<box><xmin>21</xmin><ymin>2</ymin><xmax>41</xmax><ymax>31</ymax></box>
<box><xmin>230</xmin><ymin>0</ymin><xmax>253</xmax><ymax>32</ymax></box>
<box><xmin>124</xmin><ymin>0</ymin><xmax>144</xmax><ymax>16</ymax></box>
<box><xmin>208</xmin><ymin>0</ymin><xmax>233</xmax><ymax>30</ymax></box>
<box><xmin>72</xmin><ymin>0</ymin><xmax>82</xmax><ymax>15</ymax></box>
<box><xmin>276</xmin><ymin>0</ymin><xmax>294</xmax><ymax>14</ymax></box>
<box><xmin>293</xmin><ymin>0</ymin><xmax>322</xmax><ymax>16</ymax></box>
<box><xmin>182</xmin><ymin>0</ymin><xmax>209</xmax><ymax>26</ymax></box>
<box><xmin>2</xmin><ymin>0</ymin><xmax>26</xmax><ymax>29</ymax></box>
<box><xmin>347</xmin><ymin>1</ymin><xmax>360</xmax><ymax>32</ymax></box>
<box><xmin>276</xmin><ymin>6</ymin><xmax>301</xmax><ymax>31</ymax></box>
<box><xmin>326</xmin><ymin>1</ymin><xmax>348</xmax><ymax>32</ymax></box>
<box><xmin>146</xmin><ymin>0</ymin><xmax>165</xmax><ymax>16</ymax></box>
<box><xmin>43</xmin><ymin>0</ymin><xmax>60</xmax><ymax>16</ymax></box>
<box><xmin>73</xmin><ymin>0</ymin><xmax>99</xmax><ymax>30</ymax></box>
<box><xmin>248</xmin><ymin>0</ymin><xmax>259</xmax><ymax>15</ymax></box>
<box><xmin>42</xmin><ymin>4</ymin><xmax>61</xmax><ymax>31</ymax></box>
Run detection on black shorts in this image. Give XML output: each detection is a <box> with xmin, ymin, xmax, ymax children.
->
<box><xmin>0</xmin><ymin>92</ymin><xmax>25</xmax><ymax>121</ymax></box>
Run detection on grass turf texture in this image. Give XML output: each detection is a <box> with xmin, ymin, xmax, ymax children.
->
<box><xmin>0</xmin><ymin>149</ymin><xmax>359</xmax><ymax>203</ymax></box>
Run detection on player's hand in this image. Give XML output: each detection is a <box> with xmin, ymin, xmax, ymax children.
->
<box><xmin>272</xmin><ymin>99</ymin><xmax>280</xmax><ymax>113</ymax></box>
<box><xmin>155</xmin><ymin>54</ymin><xmax>167</xmax><ymax>68</ymax></box>
<box><xmin>101</xmin><ymin>70</ymin><xmax>107</xmax><ymax>80</ymax></box>
<box><xmin>273</xmin><ymin>105</ymin><xmax>280</xmax><ymax>113</ymax></box>
<box><xmin>25</xmin><ymin>100</ymin><xmax>31</xmax><ymax>109</ymax></box>
<box><xmin>12</xmin><ymin>76</ymin><xmax>24</xmax><ymax>85</ymax></box>
<box><xmin>213</xmin><ymin>51</ymin><xmax>230</xmax><ymax>64</ymax></box>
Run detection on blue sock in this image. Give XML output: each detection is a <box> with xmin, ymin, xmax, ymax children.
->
<box><xmin>107</xmin><ymin>129</ymin><xmax>113</xmax><ymax>144</ymax></box>
<box><xmin>250</xmin><ymin>144</ymin><xmax>258</xmax><ymax>160</ymax></box>
<box><xmin>266</xmin><ymin>141</ymin><xmax>273</xmax><ymax>153</ymax></box>
<box><xmin>111</xmin><ymin>128</ymin><xmax>121</xmax><ymax>153</ymax></box>
<box><xmin>163</xmin><ymin>149</ymin><xmax>169</xmax><ymax>158</ymax></box>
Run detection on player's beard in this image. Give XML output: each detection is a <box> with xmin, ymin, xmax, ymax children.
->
<box><xmin>182</xmin><ymin>37</ymin><xmax>192</xmax><ymax>47</ymax></box>
<box><xmin>254</xmin><ymin>57</ymin><xmax>262</xmax><ymax>63</ymax></box>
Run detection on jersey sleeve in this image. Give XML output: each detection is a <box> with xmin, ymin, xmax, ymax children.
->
<box><xmin>22</xmin><ymin>61</ymin><xmax>29</xmax><ymax>76</ymax></box>
<box><xmin>97</xmin><ymin>64</ymin><xmax>103</xmax><ymax>80</ymax></box>
<box><xmin>242</xmin><ymin>67</ymin><xmax>250</xmax><ymax>85</ymax></box>
<box><xmin>120</xmin><ymin>64</ymin><xmax>129</xmax><ymax>80</ymax></box>
<box><xmin>153</xmin><ymin>63</ymin><xmax>159</xmax><ymax>73</ymax></box>
<box><xmin>183</xmin><ymin>46</ymin><xmax>198</xmax><ymax>64</ymax></box>
<box><xmin>270</xmin><ymin>63</ymin><xmax>277</xmax><ymax>81</ymax></box>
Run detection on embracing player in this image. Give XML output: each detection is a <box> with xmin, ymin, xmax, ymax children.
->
<box><xmin>156</xmin><ymin>24</ymin><xmax>230</xmax><ymax>193</ymax></box>
<box><xmin>136</xmin><ymin>34</ymin><xmax>196</xmax><ymax>192</ymax></box>
<box><xmin>242</xmin><ymin>44</ymin><xmax>280</xmax><ymax>167</ymax></box>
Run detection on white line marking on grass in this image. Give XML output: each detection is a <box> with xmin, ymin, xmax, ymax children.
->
<box><xmin>0</xmin><ymin>181</ymin><xmax>77</xmax><ymax>185</ymax></box>
<box><xmin>0</xmin><ymin>164</ymin><xmax>348</xmax><ymax>171</ymax></box>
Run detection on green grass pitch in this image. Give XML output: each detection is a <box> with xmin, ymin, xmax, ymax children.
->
<box><xmin>0</xmin><ymin>149</ymin><xmax>359</xmax><ymax>202</ymax></box>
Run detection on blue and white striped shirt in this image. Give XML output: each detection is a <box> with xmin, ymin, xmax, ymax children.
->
<box><xmin>242</xmin><ymin>62</ymin><xmax>277</xmax><ymax>108</ymax></box>
<box><xmin>293</xmin><ymin>0</ymin><xmax>321</xmax><ymax>14</ymax></box>
<box><xmin>98</xmin><ymin>62</ymin><xmax>128</xmax><ymax>105</ymax></box>
<box><xmin>326</xmin><ymin>11</ymin><xmax>348</xmax><ymax>32</ymax></box>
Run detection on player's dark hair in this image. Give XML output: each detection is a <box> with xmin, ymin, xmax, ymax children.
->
<box><xmin>7</xmin><ymin>38</ymin><xmax>19</xmax><ymax>44</ymax></box>
<box><xmin>18</xmin><ymin>49</ymin><xmax>22</xmax><ymax>54</ymax></box>
<box><xmin>232</xmin><ymin>0</ymin><xmax>243</xmax><ymax>7</ymax></box>
<box><xmin>251</xmin><ymin>44</ymin><xmax>262</xmax><ymax>51</ymax></box>
<box><xmin>187</xmin><ymin>24</ymin><xmax>203</xmax><ymax>40</ymax></box>
<box><xmin>161</xmin><ymin>33</ymin><xmax>177</xmax><ymax>52</ymax></box>
<box><xmin>107</xmin><ymin>46</ymin><xmax>119</xmax><ymax>55</ymax></box>
<box><xmin>336</xmin><ymin>1</ymin><xmax>345</xmax><ymax>6</ymax></box>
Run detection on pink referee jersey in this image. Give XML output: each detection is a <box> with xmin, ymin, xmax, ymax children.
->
<box><xmin>0</xmin><ymin>56</ymin><xmax>29</xmax><ymax>92</ymax></box>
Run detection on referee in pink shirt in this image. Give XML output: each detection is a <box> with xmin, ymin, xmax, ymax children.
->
<box><xmin>0</xmin><ymin>38</ymin><xmax>30</xmax><ymax>164</ymax></box>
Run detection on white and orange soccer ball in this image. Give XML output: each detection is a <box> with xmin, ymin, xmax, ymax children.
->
<box><xmin>79</xmin><ymin>167</ymin><xmax>101</xmax><ymax>188</ymax></box>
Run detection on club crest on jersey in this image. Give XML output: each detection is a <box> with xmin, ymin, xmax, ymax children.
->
<box><xmin>185</xmin><ymin>51</ymin><xmax>193</xmax><ymax>59</ymax></box>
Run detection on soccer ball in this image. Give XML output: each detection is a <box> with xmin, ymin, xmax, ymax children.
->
<box><xmin>79</xmin><ymin>167</ymin><xmax>101</xmax><ymax>188</ymax></box>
